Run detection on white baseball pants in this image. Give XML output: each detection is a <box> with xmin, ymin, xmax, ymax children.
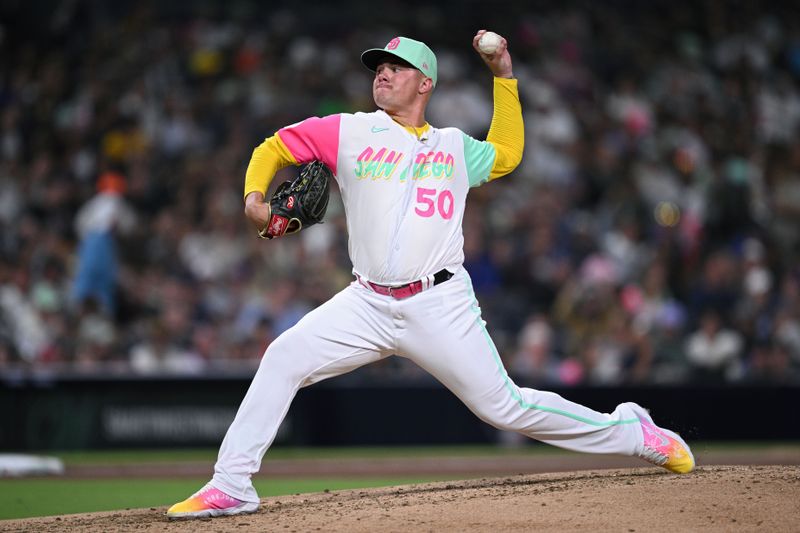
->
<box><xmin>212</xmin><ymin>269</ymin><xmax>644</xmax><ymax>502</ymax></box>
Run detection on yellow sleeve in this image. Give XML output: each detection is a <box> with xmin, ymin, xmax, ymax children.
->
<box><xmin>243</xmin><ymin>135</ymin><xmax>298</xmax><ymax>199</ymax></box>
<box><xmin>486</xmin><ymin>77</ymin><xmax>524</xmax><ymax>180</ymax></box>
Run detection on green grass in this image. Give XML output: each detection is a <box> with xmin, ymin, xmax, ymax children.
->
<box><xmin>0</xmin><ymin>476</ymin><xmax>453</xmax><ymax>520</ymax></box>
<box><xmin>52</xmin><ymin>444</ymin><xmax>563</xmax><ymax>464</ymax></box>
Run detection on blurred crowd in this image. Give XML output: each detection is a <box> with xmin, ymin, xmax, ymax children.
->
<box><xmin>1</xmin><ymin>1</ymin><xmax>799</xmax><ymax>385</ymax></box>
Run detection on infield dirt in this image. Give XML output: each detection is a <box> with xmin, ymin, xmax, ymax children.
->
<box><xmin>2</xmin><ymin>465</ymin><xmax>798</xmax><ymax>532</ymax></box>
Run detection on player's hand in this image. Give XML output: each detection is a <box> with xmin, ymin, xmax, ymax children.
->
<box><xmin>473</xmin><ymin>30</ymin><xmax>513</xmax><ymax>79</ymax></box>
<box><xmin>244</xmin><ymin>191</ymin><xmax>272</xmax><ymax>236</ymax></box>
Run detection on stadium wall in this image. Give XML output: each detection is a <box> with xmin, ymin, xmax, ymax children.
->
<box><xmin>2</xmin><ymin>374</ymin><xmax>797</xmax><ymax>450</ymax></box>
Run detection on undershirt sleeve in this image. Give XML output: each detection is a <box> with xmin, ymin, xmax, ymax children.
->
<box><xmin>486</xmin><ymin>77</ymin><xmax>524</xmax><ymax>181</ymax></box>
<box><xmin>243</xmin><ymin>135</ymin><xmax>297</xmax><ymax>199</ymax></box>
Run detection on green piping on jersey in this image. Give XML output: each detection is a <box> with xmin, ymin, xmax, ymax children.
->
<box><xmin>459</xmin><ymin>272</ymin><xmax>639</xmax><ymax>427</ymax></box>
<box><xmin>462</xmin><ymin>133</ymin><xmax>496</xmax><ymax>187</ymax></box>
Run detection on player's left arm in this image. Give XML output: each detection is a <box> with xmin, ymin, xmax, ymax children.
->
<box><xmin>244</xmin><ymin>113</ymin><xmax>342</xmax><ymax>201</ymax></box>
<box><xmin>243</xmin><ymin>135</ymin><xmax>297</xmax><ymax>233</ymax></box>
<box><xmin>243</xmin><ymin>114</ymin><xmax>341</xmax><ymax>234</ymax></box>
<box><xmin>244</xmin><ymin>135</ymin><xmax>298</xmax><ymax>200</ymax></box>
<box><xmin>472</xmin><ymin>30</ymin><xmax>524</xmax><ymax>181</ymax></box>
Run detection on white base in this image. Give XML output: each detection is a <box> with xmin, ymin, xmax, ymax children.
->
<box><xmin>0</xmin><ymin>454</ymin><xmax>64</xmax><ymax>477</ymax></box>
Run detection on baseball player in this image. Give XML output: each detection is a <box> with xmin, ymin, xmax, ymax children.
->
<box><xmin>167</xmin><ymin>31</ymin><xmax>694</xmax><ymax>519</ymax></box>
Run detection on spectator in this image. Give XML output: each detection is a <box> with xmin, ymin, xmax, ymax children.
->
<box><xmin>75</xmin><ymin>297</ymin><xmax>118</xmax><ymax>368</ymax></box>
<box><xmin>772</xmin><ymin>306</ymin><xmax>800</xmax><ymax>368</ymax></box>
<box><xmin>72</xmin><ymin>172</ymin><xmax>136</xmax><ymax>316</ymax></box>
<box><xmin>686</xmin><ymin>251</ymin><xmax>740</xmax><ymax>325</ymax></box>
<box><xmin>685</xmin><ymin>310</ymin><xmax>744</xmax><ymax>383</ymax></box>
<box><xmin>510</xmin><ymin>313</ymin><xmax>560</xmax><ymax>384</ymax></box>
<box><xmin>129</xmin><ymin>321</ymin><xmax>205</xmax><ymax>375</ymax></box>
<box><xmin>748</xmin><ymin>341</ymin><xmax>798</xmax><ymax>384</ymax></box>
<box><xmin>0</xmin><ymin>262</ymin><xmax>50</xmax><ymax>364</ymax></box>
<box><xmin>649</xmin><ymin>302</ymin><xmax>691</xmax><ymax>384</ymax></box>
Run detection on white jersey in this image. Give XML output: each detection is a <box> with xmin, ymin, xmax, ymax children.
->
<box><xmin>276</xmin><ymin>110</ymin><xmax>497</xmax><ymax>285</ymax></box>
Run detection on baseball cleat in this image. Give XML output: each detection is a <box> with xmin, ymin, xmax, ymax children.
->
<box><xmin>628</xmin><ymin>403</ymin><xmax>695</xmax><ymax>474</ymax></box>
<box><xmin>166</xmin><ymin>484</ymin><xmax>258</xmax><ymax>519</ymax></box>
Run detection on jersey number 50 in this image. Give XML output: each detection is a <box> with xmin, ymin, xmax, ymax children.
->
<box><xmin>414</xmin><ymin>187</ymin><xmax>454</xmax><ymax>220</ymax></box>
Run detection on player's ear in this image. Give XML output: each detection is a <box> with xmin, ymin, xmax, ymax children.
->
<box><xmin>419</xmin><ymin>76</ymin><xmax>433</xmax><ymax>95</ymax></box>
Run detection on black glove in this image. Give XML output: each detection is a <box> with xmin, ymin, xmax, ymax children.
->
<box><xmin>259</xmin><ymin>161</ymin><xmax>332</xmax><ymax>239</ymax></box>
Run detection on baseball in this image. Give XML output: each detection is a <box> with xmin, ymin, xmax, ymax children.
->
<box><xmin>478</xmin><ymin>31</ymin><xmax>502</xmax><ymax>55</ymax></box>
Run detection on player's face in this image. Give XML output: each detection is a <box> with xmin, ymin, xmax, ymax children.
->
<box><xmin>373</xmin><ymin>60</ymin><xmax>427</xmax><ymax>112</ymax></box>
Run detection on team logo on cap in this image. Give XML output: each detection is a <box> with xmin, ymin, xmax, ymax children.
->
<box><xmin>387</xmin><ymin>37</ymin><xmax>400</xmax><ymax>50</ymax></box>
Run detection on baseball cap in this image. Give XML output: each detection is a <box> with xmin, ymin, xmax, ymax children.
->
<box><xmin>361</xmin><ymin>37</ymin><xmax>438</xmax><ymax>86</ymax></box>
<box><xmin>96</xmin><ymin>171</ymin><xmax>126</xmax><ymax>195</ymax></box>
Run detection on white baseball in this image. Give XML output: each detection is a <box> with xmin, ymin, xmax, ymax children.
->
<box><xmin>478</xmin><ymin>31</ymin><xmax>502</xmax><ymax>55</ymax></box>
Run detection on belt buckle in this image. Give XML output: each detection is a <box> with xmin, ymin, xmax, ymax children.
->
<box><xmin>407</xmin><ymin>282</ymin><xmax>420</xmax><ymax>296</ymax></box>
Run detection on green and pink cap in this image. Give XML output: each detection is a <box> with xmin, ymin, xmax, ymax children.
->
<box><xmin>361</xmin><ymin>37</ymin><xmax>438</xmax><ymax>87</ymax></box>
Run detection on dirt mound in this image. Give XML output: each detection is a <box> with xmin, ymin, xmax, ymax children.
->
<box><xmin>3</xmin><ymin>465</ymin><xmax>798</xmax><ymax>532</ymax></box>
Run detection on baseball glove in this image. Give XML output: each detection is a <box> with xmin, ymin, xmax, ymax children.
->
<box><xmin>258</xmin><ymin>161</ymin><xmax>332</xmax><ymax>239</ymax></box>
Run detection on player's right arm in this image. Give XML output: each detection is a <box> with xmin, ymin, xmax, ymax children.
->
<box><xmin>243</xmin><ymin>115</ymin><xmax>341</xmax><ymax>233</ymax></box>
<box><xmin>485</xmin><ymin>78</ymin><xmax>524</xmax><ymax>180</ymax></box>
<box><xmin>471</xmin><ymin>30</ymin><xmax>524</xmax><ymax>181</ymax></box>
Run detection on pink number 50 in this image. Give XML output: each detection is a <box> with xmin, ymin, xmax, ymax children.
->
<box><xmin>415</xmin><ymin>187</ymin><xmax>454</xmax><ymax>220</ymax></box>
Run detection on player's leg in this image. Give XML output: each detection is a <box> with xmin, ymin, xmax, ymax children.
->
<box><xmin>399</xmin><ymin>270</ymin><xmax>693</xmax><ymax>471</ymax></box>
<box><xmin>168</xmin><ymin>283</ymin><xmax>394</xmax><ymax>517</ymax></box>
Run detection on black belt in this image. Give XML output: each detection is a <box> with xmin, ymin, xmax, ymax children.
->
<box><xmin>431</xmin><ymin>269</ymin><xmax>454</xmax><ymax>285</ymax></box>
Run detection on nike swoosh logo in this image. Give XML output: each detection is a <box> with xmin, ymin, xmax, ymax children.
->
<box><xmin>645</xmin><ymin>424</ymin><xmax>671</xmax><ymax>448</ymax></box>
<box><xmin>371</xmin><ymin>126</ymin><xmax>389</xmax><ymax>133</ymax></box>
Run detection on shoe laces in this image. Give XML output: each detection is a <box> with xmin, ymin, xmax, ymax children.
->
<box><xmin>639</xmin><ymin>445</ymin><xmax>669</xmax><ymax>466</ymax></box>
<box><xmin>192</xmin><ymin>484</ymin><xmax>215</xmax><ymax>499</ymax></box>
<box><xmin>192</xmin><ymin>485</ymin><xmax>241</xmax><ymax>507</ymax></box>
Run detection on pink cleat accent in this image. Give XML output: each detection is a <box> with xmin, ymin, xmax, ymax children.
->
<box><xmin>166</xmin><ymin>484</ymin><xmax>259</xmax><ymax>519</ymax></box>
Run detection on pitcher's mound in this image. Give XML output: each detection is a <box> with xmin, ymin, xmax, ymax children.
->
<box><xmin>3</xmin><ymin>465</ymin><xmax>798</xmax><ymax>532</ymax></box>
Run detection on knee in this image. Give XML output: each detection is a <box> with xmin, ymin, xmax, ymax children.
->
<box><xmin>482</xmin><ymin>415</ymin><xmax>520</xmax><ymax>433</ymax></box>
<box><xmin>253</xmin><ymin>333</ymin><xmax>286</xmax><ymax>373</ymax></box>
<box><xmin>257</xmin><ymin>330</ymin><xmax>308</xmax><ymax>380</ymax></box>
<box><xmin>261</xmin><ymin>332</ymin><xmax>296</xmax><ymax>365</ymax></box>
<box><xmin>470</xmin><ymin>400</ymin><xmax>525</xmax><ymax>433</ymax></box>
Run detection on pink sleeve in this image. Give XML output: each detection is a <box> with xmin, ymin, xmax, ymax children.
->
<box><xmin>276</xmin><ymin>114</ymin><xmax>341</xmax><ymax>174</ymax></box>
